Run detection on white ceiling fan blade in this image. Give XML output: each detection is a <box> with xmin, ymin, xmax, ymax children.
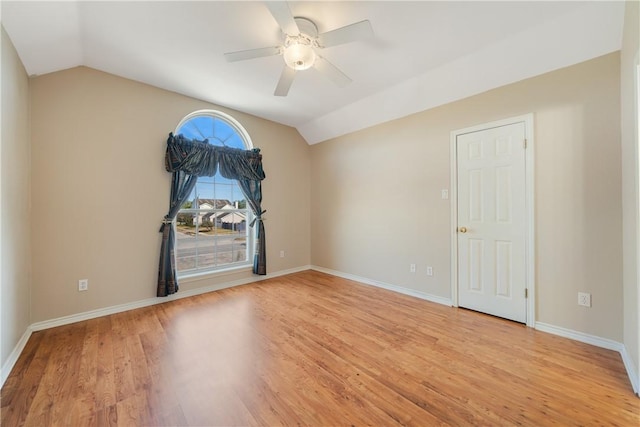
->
<box><xmin>313</xmin><ymin>56</ymin><xmax>352</xmax><ymax>88</ymax></box>
<box><xmin>274</xmin><ymin>66</ymin><xmax>296</xmax><ymax>96</ymax></box>
<box><xmin>317</xmin><ymin>20</ymin><xmax>373</xmax><ymax>48</ymax></box>
<box><xmin>224</xmin><ymin>46</ymin><xmax>281</xmax><ymax>63</ymax></box>
<box><xmin>265</xmin><ymin>1</ymin><xmax>299</xmax><ymax>35</ymax></box>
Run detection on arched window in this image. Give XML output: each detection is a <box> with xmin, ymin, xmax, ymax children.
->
<box><xmin>174</xmin><ymin>110</ymin><xmax>254</xmax><ymax>275</ymax></box>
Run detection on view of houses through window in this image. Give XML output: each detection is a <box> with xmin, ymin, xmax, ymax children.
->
<box><xmin>174</xmin><ymin>111</ymin><xmax>254</xmax><ymax>275</ymax></box>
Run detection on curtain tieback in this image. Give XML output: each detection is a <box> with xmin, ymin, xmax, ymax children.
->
<box><xmin>250</xmin><ymin>210</ymin><xmax>267</xmax><ymax>227</ymax></box>
<box><xmin>159</xmin><ymin>216</ymin><xmax>174</xmax><ymax>232</ymax></box>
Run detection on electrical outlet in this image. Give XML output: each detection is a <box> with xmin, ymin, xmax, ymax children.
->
<box><xmin>78</xmin><ymin>279</ymin><xmax>88</xmax><ymax>292</ymax></box>
<box><xmin>280</xmin><ymin>250</ymin><xmax>285</xmax><ymax>258</ymax></box>
<box><xmin>441</xmin><ymin>189</ymin><xmax>449</xmax><ymax>199</ymax></box>
<box><xmin>578</xmin><ymin>292</ymin><xmax>591</xmax><ymax>307</ymax></box>
<box><xmin>426</xmin><ymin>266</ymin><xmax>433</xmax><ymax>276</ymax></box>
<box><xmin>410</xmin><ymin>264</ymin><xmax>416</xmax><ymax>273</ymax></box>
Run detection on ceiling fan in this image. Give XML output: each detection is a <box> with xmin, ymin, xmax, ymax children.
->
<box><xmin>224</xmin><ymin>1</ymin><xmax>374</xmax><ymax>96</ymax></box>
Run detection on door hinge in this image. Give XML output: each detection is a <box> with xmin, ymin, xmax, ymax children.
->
<box><xmin>525</xmin><ymin>288</ymin><xmax>528</xmax><ymax>298</ymax></box>
<box><xmin>523</xmin><ymin>139</ymin><xmax>527</xmax><ymax>149</ymax></box>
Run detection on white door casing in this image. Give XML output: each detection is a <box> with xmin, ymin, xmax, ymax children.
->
<box><xmin>450</xmin><ymin>115</ymin><xmax>535</xmax><ymax>326</ymax></box>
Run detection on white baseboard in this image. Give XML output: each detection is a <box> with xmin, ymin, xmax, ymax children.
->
<box><xmin>2</xmin><ymin>265</ymin><xmax>310</xmax><ymax>388</ymax></box>
<box><xmin>310</xmin><ymin>265</ymin><xmax>453</xmax><ymax>307</ymax></box>
<box><xmin>1</xmin><ymin>327</ymin><xmax>32</xmax><ymax>386</ymax></box>
<box><xmin>536</xmin><ymin>322</ymin><xmax>638</xmax><ymax>395</ymax></box>
<box><xmin>620</xmin><ymin>345</ymin><xmax>640</xmax><ymax>395</ymax></box>
<box><xmin>535</xmin><ymin>322</ymin><xmax>624</xmax><ymax>351</ymax></box>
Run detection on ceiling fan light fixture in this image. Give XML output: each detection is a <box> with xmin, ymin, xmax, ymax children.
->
<box><xmin>223</xmin><ymin>8</ymin><xmax>368</xmax><ymax>96</ymax></box>
<box><xmin>283</xmin><ymin>39</ymin><xmax>316</xmax><ymax>70</ymax></box>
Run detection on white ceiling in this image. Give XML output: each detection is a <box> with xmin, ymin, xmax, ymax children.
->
<box><xmin>1</xmin><ymin>1</ymin><xmax>626</xmax><ymax>144</ymax></box>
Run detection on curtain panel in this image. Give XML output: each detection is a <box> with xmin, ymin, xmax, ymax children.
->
<box><xmin>157</xmin><ymin>133</ymin><xmax>266</xmax><ymax>297</ymax></box>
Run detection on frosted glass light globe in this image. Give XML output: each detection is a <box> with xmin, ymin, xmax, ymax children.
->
<box><xmin>283</xmin><ymin>42</ymin><xmax>316</xmax><ymax>70</ymax></box>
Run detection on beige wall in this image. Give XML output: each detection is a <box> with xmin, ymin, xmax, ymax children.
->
<box><xmin>621</xmin><ymin>0</ymin><xmax>640</xmax><ymax>384</ymax></box>
<box><xmin>1</xmin><ymin>26</ymin><xmax>32</xmax><ymax>368</ymax></box>
<box><xmin>30</xmin><ymin>66</ymin><xmax>310</xmax><ymax>322</ymax></box>
<box><xmin>311</xmin><ymin>53</ymin><xmax>623</xmax><ymax>341</ymax></box>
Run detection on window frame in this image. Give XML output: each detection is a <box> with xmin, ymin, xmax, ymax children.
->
<box><xmin>173</xmin><ymin>110</ymin><xmax>255</xmax><ymax>278</ymax></box>
<box><xmin>175</xmin><ymin>110</ymin><xmax>254</xmax><ymax>150</ymax></box>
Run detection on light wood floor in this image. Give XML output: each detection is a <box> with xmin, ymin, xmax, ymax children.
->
<box><xmin>2</xmin><ymin>270</ymin><xmax>639</xmax><ymax>426</ymax></box>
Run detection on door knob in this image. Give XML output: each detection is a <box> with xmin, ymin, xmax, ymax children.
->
<box><xmin>459</xmin><ymin>227</ymin><xmax>467</xmax><ymax>233</ymax></box>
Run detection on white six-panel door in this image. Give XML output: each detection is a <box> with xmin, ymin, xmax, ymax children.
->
<box><xmin>456</xmin><ymin>122</ymin><xmax>527</xmax><ymax>323</ymax></box>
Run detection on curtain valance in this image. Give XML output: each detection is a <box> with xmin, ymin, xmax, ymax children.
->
<box><xmin>165</xmin><ymin>133</ymin><xmax>265</xmax><ymax>181</ymax></box>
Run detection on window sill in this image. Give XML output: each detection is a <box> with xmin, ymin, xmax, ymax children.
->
<box><xmin>177</xmin><ymin>264</ymin><xmax>254</xmax><ymax>284</ymax></box>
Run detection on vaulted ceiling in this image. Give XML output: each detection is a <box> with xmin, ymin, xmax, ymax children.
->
<box><xmin>1</xmin><ymin>1</ymin><xmax>625</xmax><ymax>144</ymax></box>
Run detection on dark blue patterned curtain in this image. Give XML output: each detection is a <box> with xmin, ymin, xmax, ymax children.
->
<box><xmin>157</xmin><ymin>133</ymin><xmax>266</xmax><ymax>297</ymax></box>
<box><xmin>237</xmin><ymin>176</ymin><xmax>266</xmax><ymax>275</ymax></box>
<box><xmin>157</xmin><ymin>170</ymin><xmax>198</xmax><ymax>297</ymax></box>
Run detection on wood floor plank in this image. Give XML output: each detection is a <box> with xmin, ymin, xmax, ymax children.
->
<box><xmin>0</xmin><ymin>332</ymin><xmax>48</xmax><ymax>426</ymax></box>
<box><xmin>21</xmin><ymin>323</ymin><xmax>87</xmax><ymax>426</ymax></box>
<box><xmin>95</xmin><ymin>404</ymin><xmax>118</xmax><ymax>427</ymax></box>
<box><xmin>2</xmin><ymin>270</ymin><xmax>639</xmax><ymax>426</ymax></box>
<box><xmin>95</xmin><ymin>315</ymin><xmax>117</xmax><ymax>411</ymax></box>
<box><xmin>115</xmin><ymin>391</ymin><xmax>157</xmax><ymax>427</ymax></box>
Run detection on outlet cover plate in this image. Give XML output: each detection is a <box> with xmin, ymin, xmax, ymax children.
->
<box><xmin>578</xmin><ymin>292</ymin><xmax>591</xmax><ymax>307</ymax></box>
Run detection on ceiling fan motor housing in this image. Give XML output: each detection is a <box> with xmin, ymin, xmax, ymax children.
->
<box><xmin>293</xmin><ymin>17</ymin><xmax>319</xmax><ymax>38</ymax></box>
